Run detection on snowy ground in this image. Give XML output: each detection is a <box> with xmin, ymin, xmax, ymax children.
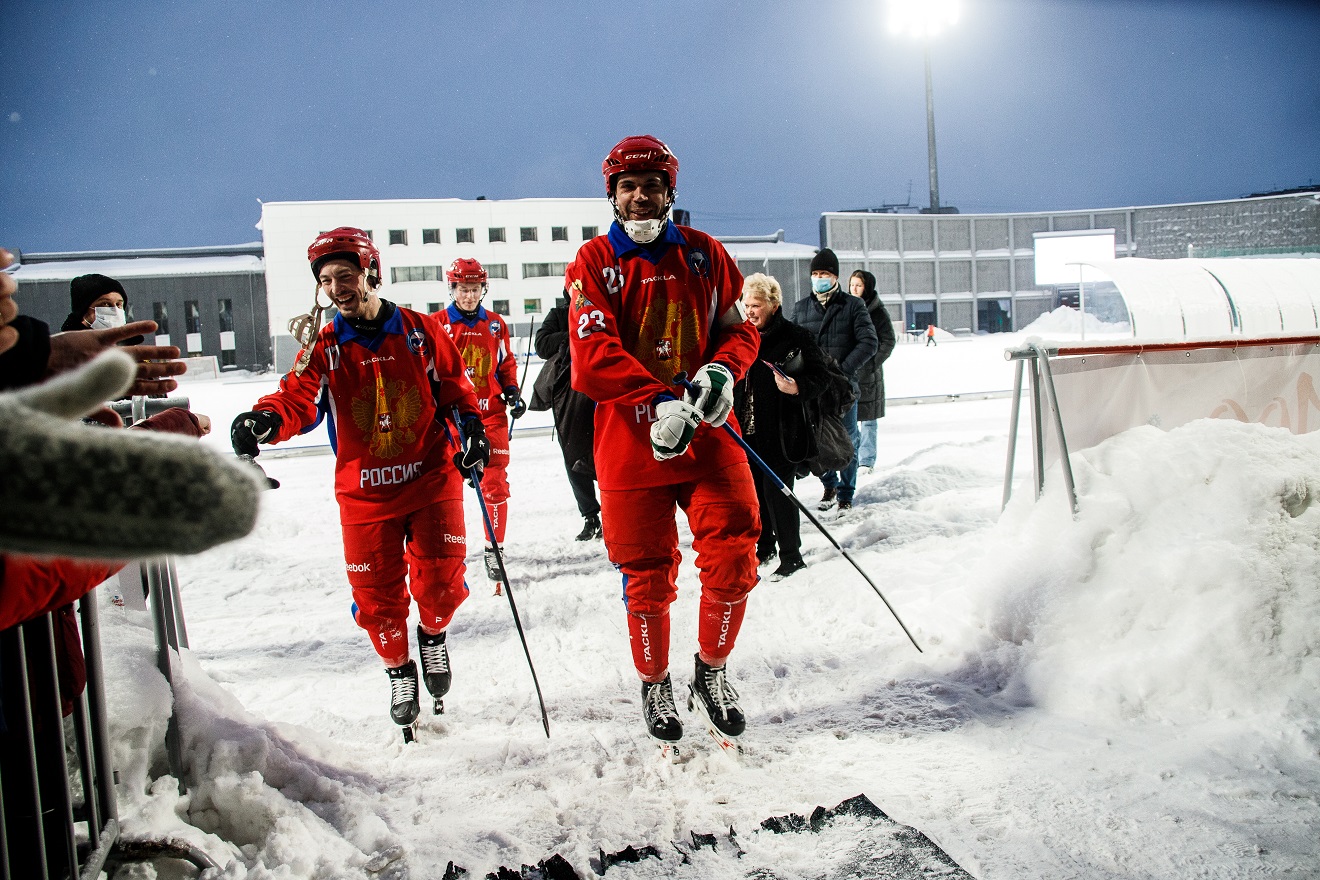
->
<box><xmin>95</xmin><ymin>312</ymin><xmax>1320</xmax><ymax>879</ymax></box>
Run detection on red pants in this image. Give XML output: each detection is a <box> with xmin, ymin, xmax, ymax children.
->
<box><xmin>343</xmin><ymin>497</ymin><xmax>468</xmax><ymax>665</ymax></box>
<box><xmin>601</xmin><ymin>462</ymin><xmax>760</xmax><ymax>680</ymax></box>
<box><xmin>476</xmin><ymin>413</ymin><xmax>511</xmax><ymax>544</ymax></box>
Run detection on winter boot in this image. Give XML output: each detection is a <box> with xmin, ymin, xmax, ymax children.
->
<box><xmin>416</xmin><ymin>626</ymin><xmax>451</xmax><ymax>704</ymax></box>
<box><xmin>817</xmin><ymin>487</ymin><xmax>837</xmax><ymax>511</ymax></box>
<box><xmin>484</xmin><ymin>546</ymin><xmax>504</xmax><ymax>596</ymax></box>
<box><xmin>770</xmin><ymin>555</ymin><xmax>807</xmax><ymax>582</ymax></box>
<box><xmin>689</xmin><ymin>654</ymin><xmax>745</xmax><ymax>737</ymax></box>
<box><xmin>575</xmin><ymin>514</ymin><xmax>603</xmax><ymax>541</ymax></box>
<box><xmin>642</xmin><ymin>675</ymin><xmax>683</xmax><ymax>743</ymax></box>
<box><xmin>386</xmin><ymin>660</ymin><xmax>420</xmax><ymax>727</ymax></box>
<box><xmin>756</xmin><ymin>546</ymin><xmax>777</xmax><ymax>566</ymax></box>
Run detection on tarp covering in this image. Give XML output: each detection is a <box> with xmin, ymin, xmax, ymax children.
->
<box><xmin>1079</xmin><ymin>257</ymin><xmax>1320</xmax><ymax>340</ymax></box>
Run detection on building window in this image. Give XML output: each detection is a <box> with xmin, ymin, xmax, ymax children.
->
<box><xmin>582</xmin><ymin>226</ymin><xmax>598</xmax><ymax>240</ymax></box>
<box><xmin>391</xmin><ymin>266</ymin><xmax>442</xmax><ymax>283</ymax></box>
<box><xmin>422</xmin><ymin>228</ymin><xmax>440</xmax><ymax>245</ymax></box>
<box><xmin>520</xmin><ymin>226</ymin><xmax>538</xmax><ymax>242</ymax></box>
<box><xmin>522</xmin><ymin>262</ymin><xmax>569</xmax><ymax>279</ymax></box>
<box><xmin>184</xmin><ymin>300</ymin><xmax>202</xmax><ymax>354</ymax></box>
<box><xmin>153</xmin><ymin>302</ymin><xmax>170</xmax><ymax>337</ymax></box>
<box><xmin>456</xmin><ymin>227</ymin><xmax>475</xmax><ymax>244</ymax></box>
<box><xmin>427</xmin><ymin>302</ymin><xmax>442</xmax><ymax>314</ymax></box>
<box><xmin>551</xmin><ymin>226</ymin><xmax>568</xmax><ymax>242</ymax></box>
<box><xmin>388</xmin><ymin>229</ymin><xmax>408</xmax><ymax>246</ymax></box>
<box><xmin>489</xmin><ymin>227</ymin><xmax>506</xmax><ymax>243</ymax></box>
<box><xmin>523</xmin><ymin>298</ymin><xmax>541</xmax><ymax>314</ymax></box>
<box><xmin>492</xmin><ymin>299</ymin><xmax>510</xmax><ymax>316</ymax></box>
<box><xmin>485</xmin><ymin>263</ymin><xmax>508</xmax><ymax>279</ymax></box>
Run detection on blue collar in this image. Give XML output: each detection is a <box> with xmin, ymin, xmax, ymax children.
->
<box><xmin>607</xmin><ymin>220</ymin><xmax>686</xmax><ymax>265</ymax></box>
<box><xmin>445</xmin><ymin>303</ymin><xmax>487</xmax><ymax>325</ymax></box>
<box><xmin>333</xmin><ymin>303</ymin><xmax>404</xmax><ymax>352</ymax></box>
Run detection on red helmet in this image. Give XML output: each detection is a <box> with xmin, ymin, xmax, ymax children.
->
<box><xmin>446</xmin><ymin>257</ymin><xmax>487</xmax><ymax>286</ymax></box>
<box><xmin>602</xmin><ymin>135</ymin><xmax>679</xmax><ymax>196</ymax></box>
<box><xmin>308</xmin><ymin>227</ymin><xmax>380</xmax><ymax>284</ymax></box>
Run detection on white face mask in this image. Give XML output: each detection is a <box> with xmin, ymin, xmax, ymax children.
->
<box><xmin>90</xmin><ymin>306</ymin><xmax>126</xmax><ymax>329</ymax></box>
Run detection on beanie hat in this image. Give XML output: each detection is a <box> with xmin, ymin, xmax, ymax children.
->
<box><xmin>810</xmin><ymin>248</ymin><xmax>839</xmax><ymax>277</ymax></box>
<box><xmin>0</xmin><ymin>350</ymin><xmax>263</xmax><ymax>559</ymax></box>
<box><xmin>69</xmin><ymin>274</ymin><xmax>127</xmax><ymax>318</ymax></box>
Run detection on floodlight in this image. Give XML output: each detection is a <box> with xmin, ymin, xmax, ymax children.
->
<box><xmin>887</xmin><ymin>0</ymin><xmax>961</xmax><ymax>41</ymax></box>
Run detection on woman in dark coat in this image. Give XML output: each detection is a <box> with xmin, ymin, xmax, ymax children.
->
<box><xmin>849</xmin><ymin>270</ymin><xmax>897</xmax><ymax>472</ymax></box>
<box><xmin>733</xmin><ymin>273</ymin><xmax>835</xmax><ymax>581</ymax></box>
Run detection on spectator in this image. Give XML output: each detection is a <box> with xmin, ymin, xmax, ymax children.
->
<box><xmin>533</xmin><ymin>298</ymin><xmax>601</xmax><ymax>541</ymax></box>
<box><xmin>231</xmin><ymin>227</ymin><xmax>486</xmax><ymax>734</ymax></box>
<box><xmin>790</xmin><ymin>248</ymin><xmax>878</xmax><ymax>512</ymax></box>
<box><xmin>849</xmin><ymin>270</ymin><xmax>897</xmax><ymax>475</ymax></box>
<box><xmin>733</xmin><ymin>273</ymin><xmax>834</xmax><ymax>581</ymax></box>
<box><xmin>60</xmin><ymin>273</ymin><xmax>144</xmax><ymax>345</ymax></box>
<box><xmin>926</xmin><ymin>323</ymin><xmax>937</xmax><ymax>346</ymax></box>
<box><xmin>566</xmin><ymin>135</ymin><xmax>759</xmax><ymax>746</ymax></box>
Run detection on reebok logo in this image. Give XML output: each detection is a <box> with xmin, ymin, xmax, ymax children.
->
<box><xmin>346</xmin><ymin>562</ymin><xmax>372</xmax><ymax>573</ymax></box>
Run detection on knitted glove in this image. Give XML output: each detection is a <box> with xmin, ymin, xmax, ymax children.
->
<box><xmin>686</xmin><ymin>363</ymin><xmax>735</xmax><ymax>427</ymax></box>
<box><xmin>650</xmin><ymin>396</ymin><xmax>702</xmax><ymax>461</ymax></box>
<box><xmin>0</xmin><ymin>350</ymin><xmax>264</xmax><ymax>559</ymax></box>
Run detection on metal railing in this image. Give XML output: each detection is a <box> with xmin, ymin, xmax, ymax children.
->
<box><xmin>1</xmin><ymin>395</ymin><xmax>221</xmax><ymax>878</ymax></box>
<box><xmin>1003</xmin><ymin>341</ymin><xmax>1079</xmax><ymax>515</ymax></box>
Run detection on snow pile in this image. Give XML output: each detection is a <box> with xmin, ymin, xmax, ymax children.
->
<box><xmin>980</xmin><ymin>419</ymin><xmax>1320</xmax><ymax>725</ymax></box>
<box><xmin>1017</xmin><ymin>304</ymin><xmax>1130</xmax><ymax>337</ymax></box>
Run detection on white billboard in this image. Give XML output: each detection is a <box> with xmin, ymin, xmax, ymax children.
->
<box><xmin>1034</xmin><ymin>229</ymin><xmax>1116</xmax><ymax>286</ymax></box>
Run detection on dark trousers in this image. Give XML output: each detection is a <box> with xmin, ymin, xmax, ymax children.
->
<box><xmin>565</xmin><ymin>461</ymin><xmax>600</xmax><ymax>518</ymax></box>
<box><xmin>749</xmin><ymin>446</ymin><xmax>802</xmax><ymax>563</ymax></box>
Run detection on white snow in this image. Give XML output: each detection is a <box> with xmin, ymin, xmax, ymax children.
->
<box><xmin>92</xmin><ymin>309</ymin><xmax>1320</xmax><ymax>878</ymax></box>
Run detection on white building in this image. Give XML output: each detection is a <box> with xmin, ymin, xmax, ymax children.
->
<box><xmin>259</xmin><ymin>197</ymin><xmax>615</xmax><ymax>367</ymax></box>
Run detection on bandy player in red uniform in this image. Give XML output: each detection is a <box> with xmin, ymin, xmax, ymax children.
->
<box><xmin>230</xmin><ymin>228</ymin><xmax>490</xmax><ymax>736</ymax></box>
<box><xmin>566</xmin><ymin>135</ymin><xmax>761</xmax><ymax>747</ymax></box>
<box><xmin>431</xmin><ymin>258</ymin><xmax>525</xmax><ymax>595</ymax></box>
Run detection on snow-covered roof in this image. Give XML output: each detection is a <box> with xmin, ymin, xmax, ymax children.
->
<box><xmin>13</xmin><ymin>254</ymin><xmax>264</xmax><ymax>281</ymax></box>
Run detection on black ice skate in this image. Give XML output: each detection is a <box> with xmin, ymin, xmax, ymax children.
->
<box><xmin>689</xmin><ymin>654</ymin><xmax>745</xmax><ymax>751</ymax></box>
<box><xmin>484</xmin><ymin>546</ymin><xmax>504</xmax><ymax>596</ymax></box>
<box><xmin>416</xmin><ymin>626</ymin><xmax>451</xmax><ymax>715</ymax></box>
<box><xmin>642</xmin><ymin>675</ymin><xmax>683</xmax><ymax>748</ymax></box>
<box><xmin>387</xmin><ymin>660</ymin><xmax>420</xmax><ymax>742</ymax></box>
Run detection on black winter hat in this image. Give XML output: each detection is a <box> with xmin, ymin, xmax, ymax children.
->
<box><xmin>810</xmin><ymin>248</ymin><xmax>839</xmax><ymax>277</ymax></box>
<box><xmin>70</xmin><ymin>274</ymin><xmax>127</xmax><ymax>316</ymax></box>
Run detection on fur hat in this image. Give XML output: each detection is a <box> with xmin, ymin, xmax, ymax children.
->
<box><xmin>810</xmin><ymin>248</ymin><xmax>840</xmax><ymax>277</ymax></box>
<box><xmin>0</xmin><ymin>350</ymin><xmax>263</xmax><ymax>559</ymax></box>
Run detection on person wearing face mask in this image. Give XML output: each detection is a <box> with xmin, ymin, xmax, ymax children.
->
<box><xmin>431</xmin><ymin>258</ymin><xmax>524</xmax><ymax>596</ymax></box>
<box><xmin>790</xmin><ymin>249</ymin><xmax>878</xmax><ymax>513</ymax></box>
<box><xmin>849</xmin><ymin>270</ymin><xmax>897</xmax><ymax>475</ymax></box>
<box><xmin>60</xmin><ymin>274</ymin><xmax>144</xmax><ymax>344</ymax></box>
<box><xmin>566</xmin><ymin>135</ymin><xmax>761</xmax><ymax>749</ymax></box>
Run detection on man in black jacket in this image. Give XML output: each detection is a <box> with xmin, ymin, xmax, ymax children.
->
<box><xmin>533</xmin><ymin>299</ymin><xmax>601</xmax><ymax>540</ymax></box>
<box><xmin>790</xmin><ymin>248</ymin><xmax>878</xmax><ymax>512</ymax></box>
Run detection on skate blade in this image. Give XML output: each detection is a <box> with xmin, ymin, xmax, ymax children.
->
<box><xmin>401</xmin><ymin>721</ymin><xmax>418</xmax><ymax>744</ymax></box>
<box><xmin>687</xmin><ymin>688</ymin><xmax>745</xmax><ymax>756</ymax></box>
<box><xmin>652</xmin><ymin>737</ymin><xmax>689</xmax><ymax>763</ymax></box>
<box><xmin>433</xmin><ymin>697</ymin><xmax>445</xmax><ymax>716</ymax></box>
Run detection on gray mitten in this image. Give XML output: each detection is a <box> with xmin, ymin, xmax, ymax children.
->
<box><xmin>0</xmin><ymin>350</ymin><xmax>264</xmax><ymax>559</ymax></box>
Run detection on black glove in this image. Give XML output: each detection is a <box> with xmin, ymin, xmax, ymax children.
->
<box><xmin>502</xmin><ymin>385</ymin><xmax>527</xmax><ymax>420</ymax></box>
<box><xmin>452</xmin><ymin>416</ymin><xmax>490</xmax><ymax>479</ymax></box>
<box><xmin>230</xmin><ymin>410</ymin><xmax>282</xmax><ymax>458</ymax></box>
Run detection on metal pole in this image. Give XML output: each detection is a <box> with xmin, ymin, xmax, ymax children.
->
<box><xmin>146</xmin><ymin>561</ymin><xmax>187</xmax><ymax>792</ymax></box>
<box><xmin>1002</xmin><ymin>359</ymin><xmax>1025</xmax><ymax>510</ymax></box>
<box><xmin>924</xmin><ymin>44</ymin><xmax>941</xmax><ymax>213</ymax></box>
<box><xmin>79</xmin><ymin>589</ymin><xmax>119</xmax><ymax>830</ymax></box>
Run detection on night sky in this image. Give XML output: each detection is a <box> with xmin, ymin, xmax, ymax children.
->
<box><xmin>2</xmin><ymin>0</ymin><xmax>1316</xmax><ymax>253</ymax></box>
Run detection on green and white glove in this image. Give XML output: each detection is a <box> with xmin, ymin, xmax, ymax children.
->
<box><xmin>650</xmin><ymin>397</ymin><xmax>702</xmax><ymax>461</ymax></box>
<box><xmin>686</xmin><ymin>363</ymin><xmax>734</xmax><ymax>427</ymax></box>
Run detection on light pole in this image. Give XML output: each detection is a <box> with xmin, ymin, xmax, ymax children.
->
<box><xmin>887</xmin><ymin>0</ymin><xmax>962</xmax><ymax>213</ymax></box>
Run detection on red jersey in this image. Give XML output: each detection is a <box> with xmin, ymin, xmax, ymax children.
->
<box><xmin>432</xmin><ymin>304</ymin><xmax>518</xmax><ymax>418</ymax></box>
<box><xmin>565</xmin><ymin>222</ymin><xmax>758</xmax><ymax>490</ymax></box>
<box><xmin>255</xmin><ymin>303</ymin><xmax>480</xmax><ymax>525</ymax></box>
